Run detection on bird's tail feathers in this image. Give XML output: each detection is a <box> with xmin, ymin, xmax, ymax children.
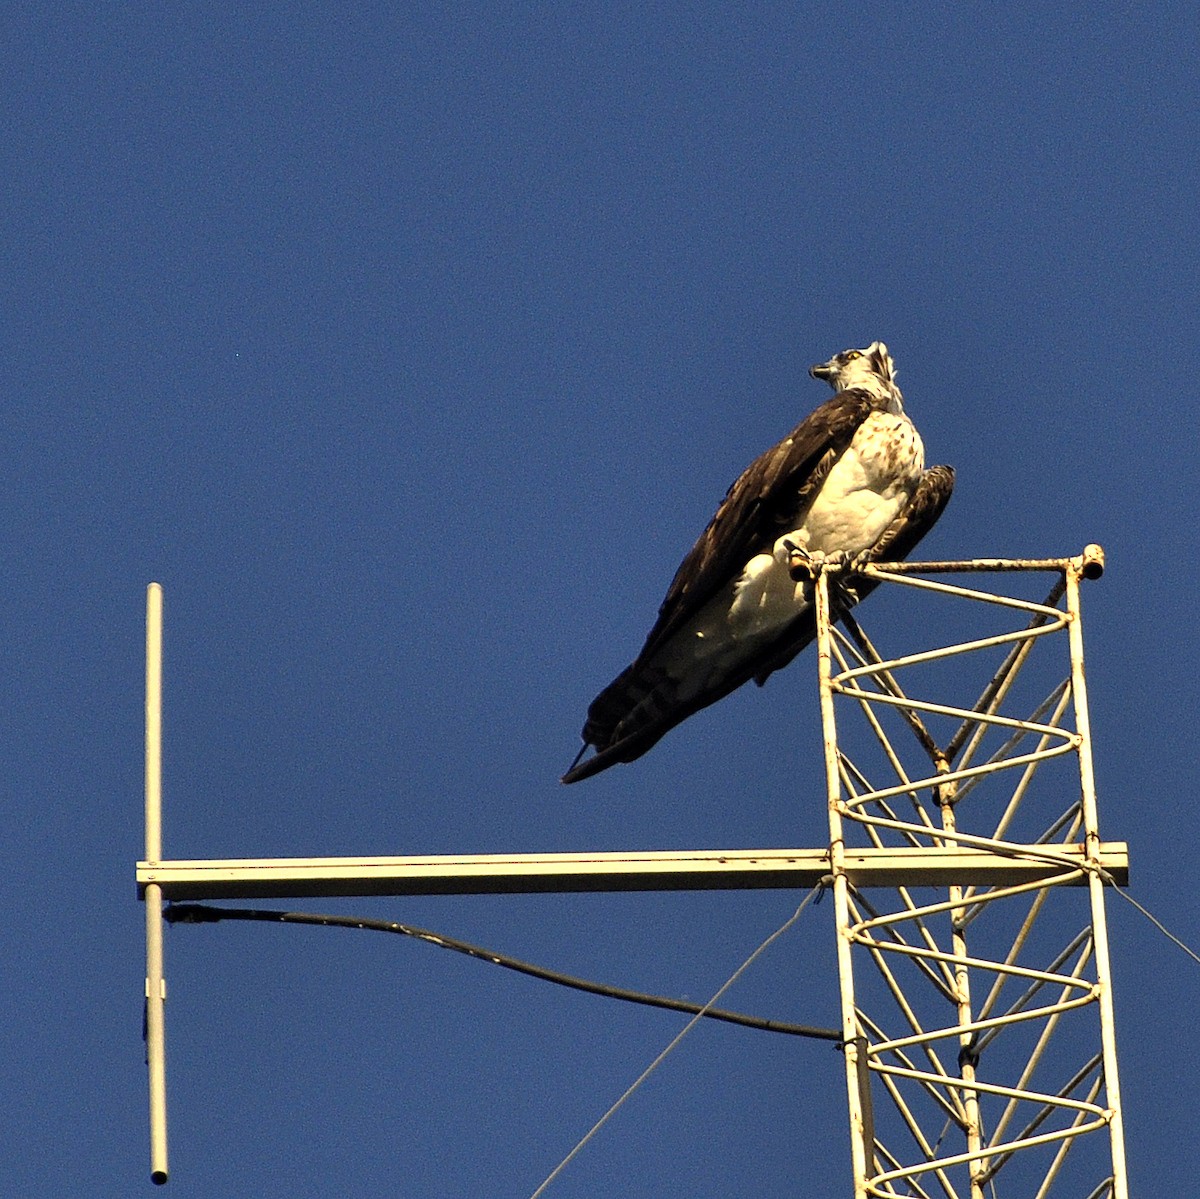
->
<box><xmin>561</xmin><ymin>662</ymin><xmax>686</xmax><ymax>783</ymax></box>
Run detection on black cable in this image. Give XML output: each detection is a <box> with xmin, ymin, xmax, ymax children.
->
<box><xmin>165</xmin><ymin>902</ymin><xmax>841</xmax><ymax>1042</ymax></box>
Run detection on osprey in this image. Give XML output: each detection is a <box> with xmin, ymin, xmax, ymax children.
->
<box><xmin>562</xmin><ymin>341</ymin><xmax>954</xmax><ymax>784</ymax></box>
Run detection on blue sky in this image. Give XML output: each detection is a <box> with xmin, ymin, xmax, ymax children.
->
<box><xmin>5</xmin><ymin>4</ymin><xmax>1199</xmax><ymax>1196</ymax></box>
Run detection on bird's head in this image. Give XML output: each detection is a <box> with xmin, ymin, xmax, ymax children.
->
<box><xmin>810</xmin><ymin>341</ymin><xmax>903</xmax><ymax>410</ymax></box>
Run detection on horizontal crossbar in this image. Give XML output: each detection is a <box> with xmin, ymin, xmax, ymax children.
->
<box><xmin>138</xmin><ymin>843</ymin><xmax>1128</xmax><ymax>900</ymax></box>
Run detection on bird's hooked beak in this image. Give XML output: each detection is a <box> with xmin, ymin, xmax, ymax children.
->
<box><xmin>809</xmin><ymin>358</ymin><xmax>836</xmax><ymax>381</ymax></box>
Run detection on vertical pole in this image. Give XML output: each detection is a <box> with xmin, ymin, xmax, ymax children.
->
<box><xmin>1065</xmin><ymin>566</ymin><xmax>1128</xmax><ymax>1199</ymax></box>
<box><xmin>939</xmin><ymin>785</ymin><xmax>986</xmax><ymax>1198</ymax></box>
<box><xmin>814</xmin><ymin>570</ymin><xmax>871</xmax><ymax>1196</ymax></box>
<box><xmin>145</xmin><ymin>583</ymin><xmax>169</xmax><ymax>1184</ymax></box>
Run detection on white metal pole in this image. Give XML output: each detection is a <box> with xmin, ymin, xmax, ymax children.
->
<box><xmin>146</xmin><ymin>583</ymin><xmax>163</xmax><ymax>863</ymax></box>
<box><xmin>1065</xmin><ymin>565</ymin><xmax>1128</xmax><ymax>1199</ymax></box>
<box><xmin>940</xmin><ymin>790</ymin><xmax>987</xmax><ymax>1198</ymax></box>
<box><xmin>145</xmin><ymin>583</ymin><xmax>168</xmax><ymax>1184</ymax></box>
<box><xmin>814</xmin><ymin>570</ymin><xmax>871</xmax><ymax>1196</ymax></box>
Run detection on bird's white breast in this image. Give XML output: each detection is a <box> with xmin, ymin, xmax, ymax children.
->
<box><xmin>797</xmin><ymin>411</ymin><xmax>924</xmax><ymax>553</ymax></box>
<box><xmin>722</xmin><ymin>411</ymin><xmax>924</xmax><ymax>640</ymax></box>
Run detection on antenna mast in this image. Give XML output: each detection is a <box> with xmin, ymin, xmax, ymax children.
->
<box><xmin>811</xmin><ymin>547</ymin><xmax>1126</xmax><ymax>1197</ymax></box>
<box><xmin>140</xmin><ymin>548</ymin><xmax>1128</xmax><ymax>1194</ymax></box>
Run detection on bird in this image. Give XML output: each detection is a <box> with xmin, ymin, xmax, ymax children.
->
<box><xmin>561</xmin><ymin>340</ymin><xmax>954</xmax><ymax>784</ymax></box>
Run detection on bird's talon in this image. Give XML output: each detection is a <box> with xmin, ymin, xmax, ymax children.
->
<box><xmin>787</xmin><ymin>543</ymin><xmax>817</xmax><ymax>580</ymax></box>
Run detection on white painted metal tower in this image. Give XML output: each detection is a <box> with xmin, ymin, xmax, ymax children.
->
<box><xmin>810</xmin><ymin>546</ymin><xmax>1127</xmax><ymax>1197</ymax></box>
<box><xmin>140</xmin><ymin>546</ymin><xmax>1128</xmax><ymax>1195</ymax></box>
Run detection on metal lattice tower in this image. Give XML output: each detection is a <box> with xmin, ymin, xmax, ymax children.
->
<box><xmin>811</xmin><ymin>547</ymin><xmax>1126</xmax><ymax>1198</ymax></box>
<box><xmin>139</xmin><ymin>547</ymin><xmax>1128</xmax><ymax>1194</ymax></box>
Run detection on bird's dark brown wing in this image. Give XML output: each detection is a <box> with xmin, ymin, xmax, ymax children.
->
<box><xmin>563</xmin><ymin>391</ymin><xmax>888</xmax><ymax>782</ymax></box>
<box><xmin>633</xmin><ymin>389</ymin><xmax>881</xmax><ymax>662</ymax></box>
